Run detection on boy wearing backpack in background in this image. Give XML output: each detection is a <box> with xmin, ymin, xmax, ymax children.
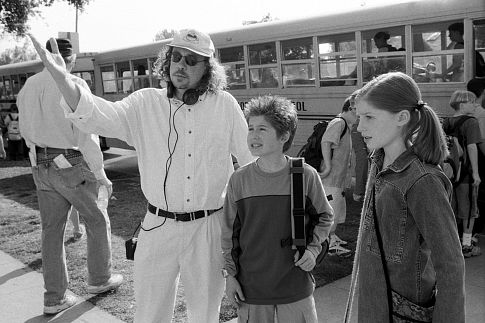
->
<box><xmin>4</xmin><ymin>104</ymin><xmax>23</xmax><ymax>161</ymax></box>
<box><xmin>444</xmin><ymin>90</ymin><xmax>482</xmax><ymax>257</ymax></box>
<box><xmin>319</xmin><ymin>93</ymin><xmax>358</xmax><ymax>257</ymax></box>
<box><xmin>467</xmin><ymin>78</ymin><xmax>485</xmax><ymax>244</ymax></box>
<box><xmin>221</xmin><ymin>95</ymin><xmax>334</xmax><ymax>323</ymax></box>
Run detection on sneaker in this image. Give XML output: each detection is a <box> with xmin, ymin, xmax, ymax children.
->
<box><xmin>331</xmin><ymin>234</ymin><xmax>348</xmax><ymax>246</ymax></box>
<box><xmin>471</xmin><ymin>233</ymin><xmax>479</xmax><ymax>246</ymax></box>
<box><xmin>43</xmin><ymin>294</ymin><xmax>77</xmax><ymax>315</ymax></box>
<box><xmin>72</xmin><ymin>225</ymin><xmax>85</xmax><ymax>241</ymax></box>
<box><xmin>328</xmin><ymin>244</ymin><xmax>353</xmax><ymax>258</ymax></box>
<box><xmin>462</xmin><ymin>244</ymin><xmax>481</xmax><ymax>258</ymax></box>
<box><xmin>87</xmin><ymin>274</ymin><xmax>123</xmax><ymax>294</ymax></box>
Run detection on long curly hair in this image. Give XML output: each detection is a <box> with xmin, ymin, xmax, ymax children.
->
<box><xmin>153</xmin><ymin>46</ymin><xmax>227</xmax><ymax>94</ymax></box>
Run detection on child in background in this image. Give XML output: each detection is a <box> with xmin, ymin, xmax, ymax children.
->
<box><xmin>221</xmin><ymin>95</ymin><xmax>334</xmax><ymax>323</ymax></box>
<box><xmin>344</xmin><ymin>72</ymin><xmax>465</xmax><ymax>322</ymax></box>
<box><xmin>444</xmin><ymin>90</ymin><xmax>481</xmax><ymax>257</ymax></box>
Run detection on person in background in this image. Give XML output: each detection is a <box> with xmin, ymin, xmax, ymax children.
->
<box><xmin>222</xmin><ymin>95</ymin><xmax>333</xmax><ymax>323</ymax></box>
<box><xmin>4</xmin><ymin>104</ymin><xmax>23</xmax><ymax>161</ymax></box>
<box><xmin>467</xmin><ymin>78</ymin><xmax>485</xmax><ymax>241</ymax></box>
<box><xmin>29</xmin><ymin>29</ymin><xmax>253</xmax><ymax>323</ymax></box>
<box><xmin>17</xmin><ymin>38</ymin><xmax>122</xmax><ymax>315</ymax></box>
<box><xmin>320</xmin><ymin>93</ymin><xmax>358</xmax><ymax>257</ymax></box>
<box><xmin>442</xmin><ymin>23</ymin><xmax>464</xmax><ymax>82</ymax></box>
<box><xmin>350</xmin><ymin>90</ymin><xmax>368</xmax><ymax>202</ymax></box>
<box><xmin>373</xmin><ymin>32</ymin><xmax>398</xmax><ymax>52</ymax></box>
<box><xmin>344</xmin><ymin>72</ymin><xmax>465</xmax><ymax>323</ymax></box>
<box><xmin>444</xmin><ymin>90</ymin><xmax>481</xmax><ymax>257</ymax></box>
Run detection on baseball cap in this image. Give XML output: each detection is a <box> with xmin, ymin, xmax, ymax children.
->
<box><xmin>46</xmin><ymin>38</ymin><xmax>73</xmax><ymax>58</ymax></box>
<box><xmin>168</xmin><ymin>29</ymin><xmax>215</xmax><ymax>57</ymax></box>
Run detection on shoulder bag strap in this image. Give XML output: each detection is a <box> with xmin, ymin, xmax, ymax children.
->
<box><xmin>372</xmin><ymin>186</ymin><xmax>394</xmax><ymax>322</ymax></box>
<box><xmin>290</xmin><ymin>157</ymin><xmax>306</xmax><ymax>259</ymax></box>
<box><xmin>336</xmin><ymin>116</ymin><xmax>348</xmax><ymax>140</ymax></box>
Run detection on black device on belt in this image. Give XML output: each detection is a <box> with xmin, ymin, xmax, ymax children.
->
<box><xmin>147</xmin><ymin>203</ymin><xmax>222</xmax><ymax>221</ymax></box>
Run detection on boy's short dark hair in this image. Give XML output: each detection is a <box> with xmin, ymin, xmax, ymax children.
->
<box><xmin>467</xmin><ymin>78</ymin><xmax>485</xmax><ymax>98</ymax></box>
<box><xmin>448</xmin><ymin>22</ymin><xmax>464</xmax><ymax>35</ymax></box>
<box><xmin>10</xmin><ymin>103</ymin><xmax>18</xmax><ymax>112</ymax></box>
<box><xmin>245</xmin><ymin>95</ymin><xmax>298</xmax><ymax>152</ymax></box>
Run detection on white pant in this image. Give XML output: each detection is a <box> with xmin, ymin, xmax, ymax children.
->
<box><xmin>134</xmin><ymin>209</ymin><xmax>224</xmax><ymax>323</ymax></box>
<box><xmin>324</xmin><ymin>186</ymin><xmax>347</xmax><ymax>225</ymax></box>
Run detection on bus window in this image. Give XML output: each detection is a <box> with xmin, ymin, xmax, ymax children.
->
<box><xmin>412</xmin><ymin>21</ymin><xmax>464</xmax><ymax>83</ymax></box>
<box><xmin>318</xmin><ymin>33</ymin><xmax>356</xmax><ymax>86</ymax></box>
<box><xmin>248</xmin><ymin>42</ymin><xmax>278</xmax><ymax>88</ymax></box>
<box><xmin>250</xmin><ymin>67</ymin><xmax>279</xmax><ymax>88</ymax></box>
<box><xmin>149</xmin><ymin>57</ymin><xmax>164</xmax><ymax>89</ymax></box>
<box><xmin>100</xmin><ymin>65</ymin><xmax>116</xmax><ymax>94</ymax></box>
<box><xmin>11</xmin><ymin>75</ymin><xmax>20</xmax><ymax>96</ymax></box>
<box><xmin>281</xmin><ymin>37</ymin><xmax>315</xmax><ymax>87</ymax></box>
<box><xmin>0</xmin><ymin>78</ymin><xmax>5</xmax><ymax>99</ymax></box>
<box><xmin>116</xmin><ymin>61</ymin><xmax>133</xmax><ymax>94</ymax></box>
<box><xmin>3</xmin><ymin>77</ymin><xmax>11</xmax><ymax>99</ymax></box>
<box><xmin>248</xmin><ymin>42</ymin><xmax>277</xmax><ymax>65</ymax></box>
<box><xmin>219</xmin><ymin>46</ymin><xmax>246</xmax><ymax>90</ymax></box>
<box><xmin>361</xmin><ymin>27</ymin><xmax>405</xmax><ymax>81</ymax></box>
<box><xmin>133</xmin><ymin>58</ymin><xmax>150</xmax><ymax>90</ymax></box>
<box><xmin>473</xmin><ymin>20</ymin><xmax>485</xmax><ymax>77</ymax></box>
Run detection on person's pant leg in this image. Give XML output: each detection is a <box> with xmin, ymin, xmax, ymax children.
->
<box><xmin>324</xmin><ymin>186</ymin><xmax>347</xmax><ymax>232</ymax></box>
<box><xmin>56</xmin><ymin>160</ymin><xmax>112</xmax><ymax>286</ymax></box>
<box><xmin>275</xmin><ymin>295</ymin><xmax>318</xmax><ymax>323</ymax></box>
<box><xmin>134</xmin><ymin>212</ymin><xmax>182</xmax><ymax>323</ymax></box>
<box><xmin>32</xmin><ymin>165</ymin><xmax>71</xmax><ymax>305</ymax></box>
<box><xmin>181</xmin><ymin>210</ymin><xmax>225</xmax><ymax>323</ymax></box>
<box><xmin>237</xmin><ymin>303</ymin><xmax>275</xmax><ymax>323</ymax></box>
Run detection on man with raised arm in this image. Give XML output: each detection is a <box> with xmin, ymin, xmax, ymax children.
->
<box><xmin>17</xmin><ymin>38</ymin><xmax>123</xmax><ymax>315</ymax></box>
<box><xmin>30</xmin><ymin>29</ymin><xmax>253</xmax><ymax>323</ymax></box>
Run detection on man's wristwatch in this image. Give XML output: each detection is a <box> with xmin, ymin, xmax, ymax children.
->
<box><xmin>221</xmin><ymin>269</ymin><xmax>230</xmax><ymax>278</ymax></box>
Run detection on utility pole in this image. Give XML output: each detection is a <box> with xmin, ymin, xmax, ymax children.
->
<box><xmin>75</xmin><ymin>3</ymin><xmax>78</xmax><ymax>33</ymax></box>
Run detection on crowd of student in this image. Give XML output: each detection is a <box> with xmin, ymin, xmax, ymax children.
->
<box><xmin>2</xmin><ymin>27</ymin><xmax>482</xmax><ymax>322</ymax></box>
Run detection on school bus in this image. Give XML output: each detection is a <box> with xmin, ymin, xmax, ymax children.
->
<box><xmin>88</xmin><ymin>0</ymin><xmax>484</xmax><ymax>155</ymax></box>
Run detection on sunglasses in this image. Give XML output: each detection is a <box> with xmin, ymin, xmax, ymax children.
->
<box><xmin>171</xmin><ymin>52</ymin><xmax>207</xmax><ymax>66</ymax></box>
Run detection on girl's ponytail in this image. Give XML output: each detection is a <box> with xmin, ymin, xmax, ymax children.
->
<box><xmin>408</xmin><ymin>102</ymin><xmax>448</xmax><ymax>165</ymax></box>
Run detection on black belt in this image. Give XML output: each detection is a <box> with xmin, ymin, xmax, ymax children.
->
<box><xmin>35</xmin><ymin>146</ymin><xmax>80</xmax><ymax>155</ymax></box>
<box><xmin>147</xmin><ymin>203</ymin><xmax>222</xmax><ymax>221</ymax></box>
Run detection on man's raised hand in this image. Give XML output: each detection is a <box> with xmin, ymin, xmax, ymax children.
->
<box><xmin>28</xmin><ymin>35</ymin><xmax>68</xmax><ymax>79</ymax></box>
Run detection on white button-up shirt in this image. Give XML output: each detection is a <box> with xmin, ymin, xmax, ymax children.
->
<box><xmin>17</xmin><ymin>69</ymin><xmax>107</xmax><ymax>180</ymax></box>
<box><xmin>62</xmin><ymin>87</ymin><xmax>253</xmax><ymax>211</ymax></box>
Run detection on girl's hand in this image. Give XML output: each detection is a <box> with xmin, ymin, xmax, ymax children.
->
<box><xmin>28</xmin><ymin>34</ymin><xmax>68</xmax><ymax>78</ymax></box>
<box><xmin>472</xmin><ymin>173</ymin><xmax>481</xmax><ymax>187</ymax></box>
<box><xmin>225</xmin><ymin>275</ymin><xmax>245</xmax><ymax>306</ymax></box>
<box><xmin>294</xmin><ymin>249</ymin><xmax>316</xmax><ymax>271</ymax></box>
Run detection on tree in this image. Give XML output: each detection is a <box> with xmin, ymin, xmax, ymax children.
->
<box><xmin>154</xmin><ymin>29</ymin><xmax>176</xmax><ymax>42</ymax></box>
<box><xmin>0</xmin><ymin>0</ymin><xmax>91</xmax><ymax>35</ymax></box>
<box><xmin>0</xmin><ymin>39</ymin><xmax>38</xmax><ymax>65</ymax></box>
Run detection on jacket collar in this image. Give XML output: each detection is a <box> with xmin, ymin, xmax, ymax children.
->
<box><xmin>370</xmin><ymin>148</ymin><xmax>417</xmax><ymax>174</ymax></box>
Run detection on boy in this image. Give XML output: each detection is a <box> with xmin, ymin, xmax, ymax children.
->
<box><xmin>221</xmin><ymin>95</ymin><xmax>334</xmax><ymax>322</ymax></box>
<box><xmin>320</xmin><ymin>94</ymin><xmax>358</xmax><ymax>256</ymax></box>
<box><xmin>444</xmin><ymin>90</ymin><xmax>482</xmax><ymax>257</ymax></box>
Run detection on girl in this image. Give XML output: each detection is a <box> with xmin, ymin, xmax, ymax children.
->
<box><xmin>344</xmin><ymin>72</ymin><xmax>465</xmax><ymax>322</ymax></box>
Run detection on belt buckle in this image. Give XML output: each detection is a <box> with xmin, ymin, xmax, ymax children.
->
<box><xmin>190</xmin><ymin>212</ymin><xmax>195</xmax><ymax>221</ymax></box>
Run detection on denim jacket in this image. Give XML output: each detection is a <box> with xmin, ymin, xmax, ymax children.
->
<box><xmin>355</xmin><ymin>149</ymin><xmax>465</xmax><ymax>323</ymax></box>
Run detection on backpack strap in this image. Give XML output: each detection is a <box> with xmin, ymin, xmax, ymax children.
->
<box><xmin>336</xmin><ymin>116</ymin><xmax>348</xmax><ymax>140</ymax></box>
<box><xmin>290</xmin><ymin>158</ymin><xmax>306</xmax><ymax>258</ymax></box>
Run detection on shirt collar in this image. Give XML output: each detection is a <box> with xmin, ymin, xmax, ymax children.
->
<box><xmin>370</xmin><ymin>148</ymin><xmax>417</xmax><ymax>174</ymax></box>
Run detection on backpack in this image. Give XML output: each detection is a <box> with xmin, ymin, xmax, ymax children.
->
<box><xmin>7</xmin><ymin>114</ymin><xmax>21</xmax><ymax>141</ymax></box>
<box><xmin>297</xmin><ymin>117</ymin><xmax>347</xmax><ymax>170</ymax></box>
<box><xmin>442</xmin><ymin>116</ymin><xmax>474</xmax><ymax>185</ymax></box>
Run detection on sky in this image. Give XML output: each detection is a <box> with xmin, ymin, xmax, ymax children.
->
<box><xmin>1</xmin><ymin>0</ymin><xmax>417</xmax><ymax>53</ymax></box>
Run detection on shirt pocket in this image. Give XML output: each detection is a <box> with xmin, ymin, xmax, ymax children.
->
<box><xmin>366</xmin><ymin>200</ymin><xmax>407</xmax><ymax>264</ymax></box>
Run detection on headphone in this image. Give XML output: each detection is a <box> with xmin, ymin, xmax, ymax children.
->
<box><xmin>166</xmin><ymin>81</ymin><xmax>205</xmax><ymax>105</ymax></box>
